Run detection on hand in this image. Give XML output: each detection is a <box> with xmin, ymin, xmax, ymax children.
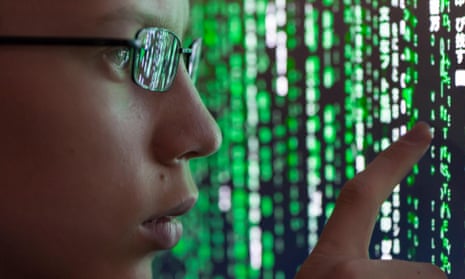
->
<box><xmin>295</xmin><ymin>122</ymin><xmax>447</xmax><ymax>279</ymax></box>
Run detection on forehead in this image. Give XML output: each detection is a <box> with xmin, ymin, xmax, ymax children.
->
<box><xmin>0</xmin><ymin>0</ymin><xmax>189</xmax><ymax>37</ymax></box>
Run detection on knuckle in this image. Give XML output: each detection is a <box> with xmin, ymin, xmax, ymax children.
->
<box><xmin>337</xmin><ymin>176</ymin><xmax>371</xmax><ymax>206</ymax></box>
<box><xmin>378</xmin><ymin>142</ymin><xmax>410</xmax><ymax>167</ymax></box>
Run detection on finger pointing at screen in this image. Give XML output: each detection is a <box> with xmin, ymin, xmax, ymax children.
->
<box><xmin>296</xmin><ymin>122</ymin><xmax>447</xmax><ymax>279</ymax></box>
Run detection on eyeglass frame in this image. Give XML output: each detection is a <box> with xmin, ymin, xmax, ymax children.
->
<box><xmin>0</xmin><ymin>27</ymin><xmax>202</xmax><ymax>93</ymax></box>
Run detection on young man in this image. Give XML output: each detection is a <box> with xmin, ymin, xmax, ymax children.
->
<box><xmin>0</xmin><ymin>0</ymin><xmax>447</xmax><ymax>278</ymax></box>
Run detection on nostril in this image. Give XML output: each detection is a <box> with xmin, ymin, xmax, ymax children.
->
<box><xmin>178</xmin><ymin>151</ymin><xmax>200</xmax><ymax>161</ymax></box>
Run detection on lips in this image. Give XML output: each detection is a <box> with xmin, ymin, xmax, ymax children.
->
<box><xmin>140</xmin><ymin>216</ymin><xmax>183</xmax><ymax>249</ymax></box>
<box><xmin>139</xmin><ymin>197</ymin><xmax>197</xmax><ymax>250</ymax></box>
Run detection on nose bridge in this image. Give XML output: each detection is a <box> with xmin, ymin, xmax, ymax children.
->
<box><xmin>151</xmin><ymin>70</ymin><xmax>222</xmax><ymax>163</ymax></box>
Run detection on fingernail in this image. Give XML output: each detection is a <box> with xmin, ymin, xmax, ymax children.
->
<box><xmin>401</xmin><ymin>122</ymin><xmax>433</xmax><ymax>143</ymax></box>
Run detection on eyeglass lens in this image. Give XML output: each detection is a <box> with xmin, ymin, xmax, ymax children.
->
<box><xmin>133</xmin><ymin>28</ymin><xmax>181</xmax><ymax>92</ymax></box>
<box><xmin>132</xmin><ymin>28</ymin><xmax>201</xmax><ymax>92</ymax></box>
<box><xmin>186</xmin><ymin>39</ymin><xmax>202</xmax><ymax>84</ymax></box>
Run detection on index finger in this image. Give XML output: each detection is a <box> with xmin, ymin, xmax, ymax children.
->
<box><xmin>315</xmin><ymin>122</ymin><xmax>433</xmax><ymax>257</ymax></box>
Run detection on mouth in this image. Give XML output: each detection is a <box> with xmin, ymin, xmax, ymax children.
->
<box><xmin>139</xmin><ymin>197</ymin><xmax>197</xmax><ymax>250</ymax></box>
<box><xmin>140</xmin><ymin>216</ymin><xmax>183</xmax><ymax>250</ymax></box>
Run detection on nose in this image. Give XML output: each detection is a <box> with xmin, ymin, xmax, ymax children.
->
<box><xmin>148</xmin><ymin>67</ymin><xmax>222</xmax><ymax>164</ymax></box>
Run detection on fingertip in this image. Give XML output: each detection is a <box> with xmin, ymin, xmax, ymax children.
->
<box><xmin>416</xmin><ymin>121</ymin><xmax>434</xmax><ymax>138</ymax></box>
<box><xmin>400</xmin><ymin>122</ymin><xmax>433</xmax><ymax>145</ymax></box>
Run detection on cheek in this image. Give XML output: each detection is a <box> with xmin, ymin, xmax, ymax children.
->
<box><xmin>0</xmin><ymin>49</ymin><xmax>142</xmax><ymax>190</ymax></box>
<box><xmin>0</xmin><ymin>53</ymin><xmax>154</xmax><ymax>264</ymax></box>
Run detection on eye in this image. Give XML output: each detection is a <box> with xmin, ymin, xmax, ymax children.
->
<box><xmin>103</xmin><ymin>47</ymin><xmax>131</xmax><ymax>69</ymax></box>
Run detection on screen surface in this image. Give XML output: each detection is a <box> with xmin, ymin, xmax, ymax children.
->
<box><xmin>152</xmin><ymin>1</ymin><xmax>465</xmax><ymax>278</ymax></box>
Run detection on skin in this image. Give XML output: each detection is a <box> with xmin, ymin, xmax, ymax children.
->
<box><xmin>0</xmin><ymin>0</ymin><xmax>449</xmax><ymax>278</ymax></box>
<box><xmin>0</xmin><ymin>0</ymin><xmax>221</xmax><ymax>278</ymax></box>
<box><xmin>295</xmin><ymin>122</ymin><xmax>447</xmax><ymax>279</ymax></box>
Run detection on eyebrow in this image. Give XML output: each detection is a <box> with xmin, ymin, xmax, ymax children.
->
<box><xmin>98</xmin><ymin>5</ymin><xmax>190</xmax><ymax>39</ymax></box>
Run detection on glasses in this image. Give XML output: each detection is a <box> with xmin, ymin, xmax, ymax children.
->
<box><xmin>0</xmin><ymin>27</ymin><xmax>202</xmax><ymax>92</ymax></box>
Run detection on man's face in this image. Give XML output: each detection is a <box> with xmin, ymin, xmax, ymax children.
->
<box><xmin>0</xmin><ymin>0</ymin><xmax>221</xmax><ymax>278</ymax></box>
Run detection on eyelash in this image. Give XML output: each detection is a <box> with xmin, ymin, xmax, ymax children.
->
<box><xmin>104</xmin><ymin>47</ymin><xmax>131</xmax><ymax>70</ymax></box>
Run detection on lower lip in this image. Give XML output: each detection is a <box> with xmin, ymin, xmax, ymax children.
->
<box><xmin>140</xmin><ymin>217</ymin><xmax>183</xmax><ymax>250</ymax></box>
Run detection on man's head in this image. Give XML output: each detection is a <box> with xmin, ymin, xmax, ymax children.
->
<box><xmin>0</xmin><ymin>0</ymin><xmax>221</xmax><ymax>278</ymax></box>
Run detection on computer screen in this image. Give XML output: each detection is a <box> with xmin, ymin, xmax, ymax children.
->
<box><xmin>152</xmin><ymin>1</ymin><xmax>465</xmax><ymax>278</ymax></box>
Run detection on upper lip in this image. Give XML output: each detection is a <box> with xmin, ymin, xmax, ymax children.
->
<box><xmin>142</xmin><ymin>196</ymin><xmax>197</xmax><ymax>224</ymax></box>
